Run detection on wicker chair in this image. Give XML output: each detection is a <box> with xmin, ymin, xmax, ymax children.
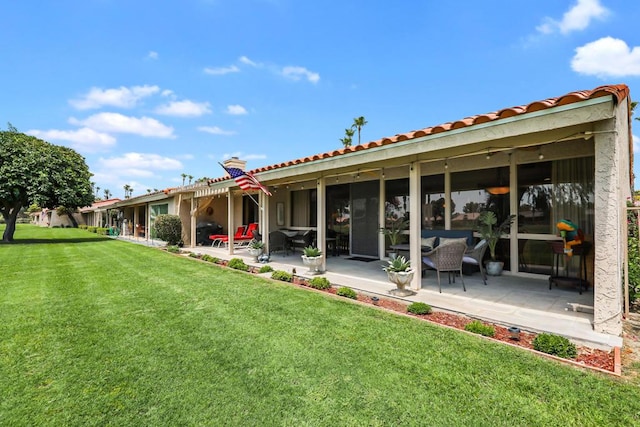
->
<box><xmin>422</xmin><ymin>242</ymin><xmax>467</xmax><ymax>293</ymax></box>
<box><xmin>462</xmin><ymin>239</ymin><xmax>489</xmax><ymax>285</ymax></box>
<box><xmin>269</xmin><ymin>230</ymin><xmax>289</xmax><ymax>256</ymax></box>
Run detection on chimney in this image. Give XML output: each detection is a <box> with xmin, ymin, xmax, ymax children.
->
<box><xmin>222</xmin><ymin>157</ymin><xmax>246</xmax><ymax>175</ymax></box>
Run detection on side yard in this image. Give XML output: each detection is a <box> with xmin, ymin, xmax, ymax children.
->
<box><xmin>1</xmin><ymin>225</ymin><xmax>640</xmax><ymax>426</ymax></box>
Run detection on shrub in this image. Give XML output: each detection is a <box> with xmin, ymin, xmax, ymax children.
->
<box><xmin>228</xmin><ymin>257</ymin><xmax>249</xmax><ymax>271</ymax></box>
<box><xmin>533</xmin><ymin>333</ymin><xmax>577</xmax><ymax>359</ymax></box>
<box><xmin>337</xmin><ymin>287</ymin><xmax>357</xmax><ymax>299</ymax></box>
<box><xmin>188</xmin><ymin>252</ymin><xmax>200</xmax><ymax>258</ymax></box>
<box><xmin>201</xmin><ymin>254</ymin><xmax>218</xmax><ymax>263</ymax></box>
<box><xmin>464</xmin><ymin>320</ymin><xmax>495</xmax><ymax>337</ymax></box>
<box><xmin>153</xmin><ymin>214</ymin><xmax>182</xmax><ymax>245</ymax></box>
<box><xmin>87</xmin><ymin>226</ymin><xmax>97</xmax><ymax>233</ymax></box>
<box><xmin>166</xmin><ymin>245</ymin><xmax>181</xmax><ymax>254</ymax></box>
<box><xmin>258</xmin><ymin>265</ymin><xmax>273</xmax><ymax>273</ymax></box>
<box><xmin>308</xmin><ymin>277</ymin><xmax>331</xmax><ymax>290</ymax></box>
<box><xmin>78</xmin><ymin>224</ymin><xmax>88</xmax><ymax>230</ymax></box>
<box><xmin>271</xmin><ymin>270</ymin><xmax>292</xmax><ymax>282</ymax></box>
<box><xmin>407</xmin><ymin>302</ymin><xmax>432</xmax><ymax>315</ymax></box>
<box><xmin>97</xmin><ymin>227</ymin><xmax>110</xmax><ymax>235</ymax></box>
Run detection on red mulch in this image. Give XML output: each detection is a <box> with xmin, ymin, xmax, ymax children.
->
<box><xmin>291</xmin><ymin>277</ymin><xmax>615</xmax><ymax>373</ymax></box>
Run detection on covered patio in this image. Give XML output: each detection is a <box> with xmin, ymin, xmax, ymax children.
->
<box><xmin>188</xmin><ymin>244</ymin><xmax>620</xmax><ymax>349</ymax></box>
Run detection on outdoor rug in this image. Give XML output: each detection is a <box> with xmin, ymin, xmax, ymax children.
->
<box><xmin>347</xmin><ymin>256</ymin><xmax>379</xmax><ymax>262</ymax></box>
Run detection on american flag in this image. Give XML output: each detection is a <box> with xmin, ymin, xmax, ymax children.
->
<box><xmin>220</xmin><ymin>164</ymin><xmax>272</xmax><ymax>196</ymax></box>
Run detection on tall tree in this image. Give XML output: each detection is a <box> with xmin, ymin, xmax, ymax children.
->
<box><xmin>352</xmin><ymin>116</ymin><xmax>368</xmax><ymax>145</ymax></box>
<box><xmin>181</xmin><ymin>173</ymin><xmax>187</xmax><ymax>186</ymax></box>
<box><xmin>0</xmin><ymin>128</ymin><xmax>94</xmax><ymax>241</ymax></box>
<box><xmin>103</xmin><ymin>189</ymin><xmax>111</xmax><ymax>199</ymax></box>
<box><xmin>188</xmin><ymin>175</ymin><xmax>193</xmax><ymax>185</ymax></box>
<box><xmin>123</xmin><ymin>184</ymin><xmax>131</xmax><ymax>199</ymax></box>
<box><xmin>340</xmin><ymin>128</ymin><xmax>355</xmax><ymax>148</ymax></box>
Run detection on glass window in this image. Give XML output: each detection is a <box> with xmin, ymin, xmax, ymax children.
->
<box><xmin>385</xmin><ymin>178</ymin><xmax>409</xmax><ymax>222</ymax></box>
<box><xmin>421</xmin><ymin>174</ymin><xmax>445</xmax><ymax>230</ymax></box>
<box><xmin>451</xmin><ymin>167</ymin><xmax>510</xmax><ymax>230</ymax></box>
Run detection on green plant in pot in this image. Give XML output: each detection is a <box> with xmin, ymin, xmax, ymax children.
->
<box><xmin>247</xmin><ymin>239</ymin><xmax>264</xmax><ymax>261</ymax></box>
<box><xmin>301</xmin><ymin>245</ymin><xmax>323</xmax><ymax>274</ymax></box>
<box><xmin>477</xmin><ymin>211</ymin><xmax>515</xmax><ymax>275</ymax></box>
<box><xmin>382</xmin><ymin>255</ymin><xmax>415</xmax><ymax>296</ymax></box>
<box><xmin>381</xmin><ymin>217</ymin><xmax>409</xmax><ymax>258</ymax></box>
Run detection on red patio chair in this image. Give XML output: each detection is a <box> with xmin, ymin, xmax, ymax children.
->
<box><xmin>210</xmin><ymin>226</ymin><xmax>245</xmax><ymax>247</ymax></box>
<box><xmin>235</xmin><ymin>223</ymin><xmax>259</xmax><ymax>247</ymax></box>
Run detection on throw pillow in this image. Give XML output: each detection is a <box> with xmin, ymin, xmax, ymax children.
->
<box><xmin>421</xmin><ymin>237</ymin><xmax>437</xmax><ymax>249</ymax></box>
<box><xmin>439</xmin><ymin>237</ymin><xmax>467</xmax><ymax>248</ymax></box>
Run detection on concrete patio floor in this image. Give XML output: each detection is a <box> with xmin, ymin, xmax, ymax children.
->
<box><xmin>183</xmin><ymin>243</ymin><xmax>621</xmax><ymax>350</ymax></box>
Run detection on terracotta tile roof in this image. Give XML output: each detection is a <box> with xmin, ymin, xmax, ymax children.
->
<box><xmin>206</xmin><ymin>84</ymin><xmax>629</xmax><ymax>185</ymax></box>
<box><xmin>79</xmin><ymin>198</ymin><xmax>121</xmax><ymax>212</ymax></box>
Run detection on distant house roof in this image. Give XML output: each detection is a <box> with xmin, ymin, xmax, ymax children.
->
<box><xmin>79</xmin><ymin>198</ymin><xmax>121</xmax><ymax>212</ymax></box>
<box><xmin>205</xmin><ymin>84</ymin><xmax>629</xmax><ymax>186</ymax></box>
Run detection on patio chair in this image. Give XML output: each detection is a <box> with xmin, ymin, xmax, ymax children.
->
<box><xmin>290</xmin><ymin>229</ymin><xmax>314</xmax><ymax>252</ymax></box>
<box><xmin>269</xmin><ymin>230</ymin><xmax>289</xmax><ymax>256</ymax></box>
<box><xmin>210</xmin><ymin>226</ymin><xmax>245</xmax><ymax>247</ymax></box>
<box><xmin>235</xmin><ymin>223</ymin><xmax>259</xmax><ymax>247</ymax></box>
<box><xmin>462</xmin><ymin>239</ymin><xmax>488</xmax><ymax>285</ymax></box>
<box><xmin>422</xmin><ymin>242</ymin><xmax>467</xmax><ymax>293</ymax></box>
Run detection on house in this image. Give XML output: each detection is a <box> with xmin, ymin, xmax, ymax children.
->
<box><xmin>103</xmin><ymin>84</ymin><xmax>632</xmax><ymax>340</ymax></box>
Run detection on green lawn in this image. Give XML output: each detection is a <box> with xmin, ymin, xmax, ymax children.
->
<box><xmin>1</xmin><ymin>225</ymin><xmax>640</xmax><ymax>426</ymax></box>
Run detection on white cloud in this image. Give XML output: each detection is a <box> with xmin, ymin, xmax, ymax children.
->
<box><xmin>204</xmin><ymin>65</ymin><xmax>240</xmax><ymax>75</ymax></box>
<box><xmin>161</xmin><ymin>89</ymin><xmax>174</xmax><ymax>97</ymax></box>
<box><xmin>99</xmin><ymin>152</ymin><xmax>183</xmax><ymax>177</ymax></box>
<box><xmin>155</xmin><ymin>100</ymin><xmax>211</xmax><ymax>117</ymax></box>
<box><xmin>239</xmin><ymin>56</ymin><xmax>260</xmax><ymax>67</ymax></box>
<box><xmin>198</xmin><ymin>126</ymin><xmax>237</xmax><ymax>135</ymax></box>
<box><xmin>537</xmin><ymin>0</ymin><xmax>608</xmax><ymax>35</ymax></box>
<box><xmin>571</xmin><ymin>37</ymin><xmax>640</xmax><ymax>78</ymax></box>
<box><xmin>26</xmin><ymin>127</ymin><xmax>116</xmax><ymax>152</ymax></box>
<box><xmin>147</xmin><ymin>51</ymin><xmax>158</xmax><ymax>59</ymax></box>
<box><xmin>69</xmin><ymin>85</ymin><xmax>160</xmax><ymax>110</ymax></box>
<box><xmin>281</xmin><ymin>66</ymin><xmax>320</xmax><ymax>84</ymax></box>
<box><xmin>225</xmin><ymin>105</ymin><xmax>247</xmax><ymax>115</ymax></box>
<box><xmin>70</xmin><ymin>112</ymin><xmax>175</xmax><ymax>138</ymax></box>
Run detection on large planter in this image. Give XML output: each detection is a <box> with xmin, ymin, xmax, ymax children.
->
<box><xmin>387</xmin><ymin>269</ymin><xmax>415</xmax><ymax>296</ymax></box>
<box><xmin>485</xmin><ymin>260</ymin><xmax>504</xmax><ymax>276</ymax></box>
<box><xmin>248</xmin><ymin>247</ymin><xmax>263</xmax><ymax>261</ymax></box>
<box><xmin>301</xmin><ymin>255</ymin><xmax>324</xmax><ymax>274</ymax></box>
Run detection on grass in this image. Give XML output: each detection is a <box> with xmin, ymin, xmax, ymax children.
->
<box><xmin>2</xmin><ymin>225</ymin><xmax>640</xmax><ymax>426</ymax></box>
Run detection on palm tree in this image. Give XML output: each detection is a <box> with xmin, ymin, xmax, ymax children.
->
<box><xmin>123</xmin><ymin>184</ymin><xmax>131</xmax><ymax>199</ymax></box>
<box><xmin>188</xmin><ymin>175</ymin><xmax>193</xmax><ymax>185</ymax></box>
<box><xmin>340</xmin><ymin>128</ymin><xmax>355</xmax><ymax>148</ymax></box>
<box><xmin>352</xmin><ymin>116</ymin><xmax>368</xmax><ymax>145</ymax></box>
<box><xmin>147</xmin><ymin>189</ymin><xmax>152</xmax><ymax>194</ymax></box>
<box><xmin>129</xmin><ymin>187</ymin><xmax>134</xmax><ymax>198</ymax></box>
<box><xmin>339</xmin><ymin>136</ymin><xmax>352</xmax><ymax>148</ymax></box>
<box><xmin>103</xmin><ymin>189</ymin><xmax>111</xmax><ymax>199</ymax></box>
<box><xmin>95</xmin><ymin>186</ymin><xmax>101</xmax><ymax>197</ymax></box>
<box><xmin>181</xmin><ymin>173</ymin><xmax>187</xmax><ymax>186</ymax></box>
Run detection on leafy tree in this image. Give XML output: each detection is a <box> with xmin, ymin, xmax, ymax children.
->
<box><xmin>0</xmin><ymin>128</ymin><xmax>94</xmax><ymax>241</ymax></box>
<box><xmin>352</xmin><ymin>116</ymin><xmax>368</xmax><ymax>145</ymax></box>
<box><xmin>153</xmin><ymin>214</ymin><xmax>182</xmax><ymax>245</ymax></box>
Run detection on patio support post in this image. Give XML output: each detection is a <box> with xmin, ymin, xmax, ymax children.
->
<box><xmin>593</xmin><ymin>113</ymin><xmax>627</xmax><ymax>336</ymax></box>
<box><xmin>260</xmin><ymin>190</ymin><xmax>270</xmax><ymax>246</ymax></box>
<box><xmin>317</xmin><ymin>177</ymin><xmax>327</xmax><ymax>272</ymax></box>
<box><xmin>379</xmin><ymin>174</ymin><xmax>386</xmax><ymax>258</ymax></box>
<box><xmin>227</xmin><ymin>190</ymin><xmax>235</xmax><ymax>255</ymax></box>
<box><xmin>133</xmin><ymin>207</ymin><xmax>139</xmax><ymax>238</ymax></box>
<box><xmin>190</xmin><ymin>197</ymin><xmax>197</xmax><ymax>249</ymax></box>
<box><xmin>509</xmin><ymin>151</ymin><xmax>518</xmax><ymax>273</ymax></box>
<box><xmin>409</xmin><ymin>161</ymin><xmax>422</xmax><ymax>291</ymax></box>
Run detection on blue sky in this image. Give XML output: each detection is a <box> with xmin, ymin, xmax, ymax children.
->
<box><xmin>2</xmin><ymin>0</ymin><xmax>639</xmax><ymax>198</ymax></box>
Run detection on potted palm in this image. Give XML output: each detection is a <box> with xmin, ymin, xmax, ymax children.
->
<box><xmin>477</xmin><ymin>211</ymin><xmax>515</xmax><ymax>276</ymax></box>
<box><xmin>301</xmin><ymin>245</ymin><xmax>323</xmax><ymax>274</ymax></box>
<box><xmin>247</xmin><ymin>240</ymin><xmax>264</xmax><ymax>261</ymax></box>
<box><xmin>382</xmin><ymin>255</ymin><xmax>415</xmax><ymax>296</ymax></box>
<box><xmin>382</xmin><ymin>217</ymin><xmax>409</xmax><ymax>258</ymax></box>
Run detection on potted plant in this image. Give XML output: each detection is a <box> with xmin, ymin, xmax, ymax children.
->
<box><xmin>382</xmin><ymin>255</ymin><xmax>415</xmax><ymax>296</ymax></box>
<box><xmin>477</xmin><ymin>211</ymin><xmax>515</xmax><ymax>276</ymax></box>
<box><xmin>301</xmin><ymin>245</ymin><xmax>323</xmax><ymax>274</ymax></box>
<box><xmin>247</xmin><ymin>239</ymin><xmax>264</xmax><ymax>261</ymax></box>
<box><xmin>381</xmin><ymin>217</ymin><xmax>409</xmax><ymax>258</ymax></box>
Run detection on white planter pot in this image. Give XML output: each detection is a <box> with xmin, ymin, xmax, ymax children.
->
<box><xmin>248</xmin><ymin>247</ymin><xmax>263</xmax><ymax>261</ymax></box>
<box><xmin>485</xmin><ymin>260</ymin><xmax>504</xmax><ymax>276</ymax></box>
<box><xmin>387</xmin><ymin>269</ymin><xmax>415</xmax><ymax>296</ymax></box>
<box><xmin>301</xmin><ymin>255</ymin><xmax>324</xmax><ymax>274</ymax></box>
